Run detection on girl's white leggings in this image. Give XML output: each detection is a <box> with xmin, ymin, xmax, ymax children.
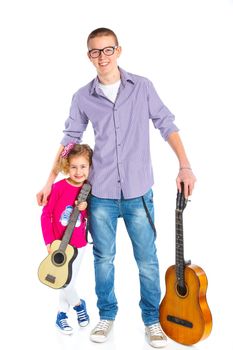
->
<box><xmin>58</xmin><ymin>246</ymin><xmax>86</xmax><ymax>313</ymax></box>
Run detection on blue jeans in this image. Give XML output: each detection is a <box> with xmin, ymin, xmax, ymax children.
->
<box><xmin>88</xmin><ymin>189</ymin><xmax>161</xmax><ymax>326</ymax></box>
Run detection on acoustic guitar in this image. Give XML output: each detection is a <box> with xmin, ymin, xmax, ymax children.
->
<box><xmin>38</xmin><ymin>183</ymin><xmax>91</xmax><ymax>289</ymax></box>
<box><xmin>159</xmin><ymin>184</ymin><xmax>212</xmax><ymax>345</ymax></box>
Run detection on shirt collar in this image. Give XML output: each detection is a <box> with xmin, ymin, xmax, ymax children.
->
<box><xmin>90</xmin><ymin>67</ymin><xmax>135</xmax><ymax>95</ymax></box>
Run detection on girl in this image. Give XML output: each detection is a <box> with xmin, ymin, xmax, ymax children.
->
<box><xmin>40</xmin><ymin>143</ymin><xmax>93</xmax><ymax>334</ymax></box>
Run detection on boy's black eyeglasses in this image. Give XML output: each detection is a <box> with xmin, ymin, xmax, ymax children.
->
<box><xmin>88</xmin><ymin>46</ymin><xmax>118</xmax><ymax>58</ymax></box>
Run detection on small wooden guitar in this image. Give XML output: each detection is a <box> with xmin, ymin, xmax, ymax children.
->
<box><xmin>38</xmin><ymin>183</ymin><xmax>91</xmax><ymax>289</ymax></box>
<box><xmin>159</xmin><ymin>184</ymin><xmax>212</xmax><ymax>345</ymax></box>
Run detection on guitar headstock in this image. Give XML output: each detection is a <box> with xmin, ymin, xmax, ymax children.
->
<box><xmin>77</xmin><ymin>183</ymin><xmax>91</xmax><ymax>204</ymax></box>
<box><xmin>176</xmin><ymin>182</ymin><xmax>188</xmax><ymax>212</ymax></box>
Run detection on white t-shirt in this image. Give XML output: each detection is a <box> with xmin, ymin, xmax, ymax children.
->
<box><xmin>99</xmin><ymin>80</ymin><xmax>121</xmax><ymax>103</ymax></box>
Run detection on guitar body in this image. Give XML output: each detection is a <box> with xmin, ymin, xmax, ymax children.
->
<box><xmin>38</xmin><ymin>240</ymin><xmax>78</xmax><ymax>289</ymax></box>
<box><xmin>160</xmin><ymin>264</ymin><xmax>212</xmax><ymax>345</ymax></box>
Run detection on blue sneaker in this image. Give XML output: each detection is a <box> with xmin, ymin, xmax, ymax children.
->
<box><xmin>73</xmin><ymin>299</ymin><xmax>90</xmax><ymax>327</ymax></box>
<box><xmin>56</xmin><ymin>312</ymin><xmax>73</xmax><ymax>335</ymax></box>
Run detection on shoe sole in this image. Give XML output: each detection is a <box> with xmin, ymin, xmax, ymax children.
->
<box><xmin>56</xmin><ymin>324</ymin><xmax>73</xmax><ymax>335</ymax></box>
<box><xmin>90</xmin><ymin>335</ymin><xmax>108</xmax><ymax>343</ymax></box>
<box><xmin>79</xmin><ymin>320</ymin><xmax>89</xmax><ymax>327</ymax></box>
<box><xmin>145</xmin><ymin>334</ymin><xmax>167</xmax><ymax>348</ymax></box>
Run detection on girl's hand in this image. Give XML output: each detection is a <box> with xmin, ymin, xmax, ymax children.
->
<box><xmin>46</xmin><ymin>244</ymin><xmax>51</xmax><ymax>254</ymax></box>
<box><xmin>75</xmin><ymin>201</ymin><xmax>87</xmax><ymax>211</ymax></box>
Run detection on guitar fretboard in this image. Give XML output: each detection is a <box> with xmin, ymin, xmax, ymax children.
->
<box><xmin>59</xmin><ymin>183</ymin><xmax>91</xmax><ymax>251</ymax></box>
<box><xmin>175</xmin><ymin>209</ymin><xmax>185</xmax><ymax>291</ymax></box>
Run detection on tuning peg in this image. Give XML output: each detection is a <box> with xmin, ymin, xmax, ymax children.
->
<box><xmin>185</xmin><ymin>259</ymin><xmax>191</xmax><ymax>265</ymax></box>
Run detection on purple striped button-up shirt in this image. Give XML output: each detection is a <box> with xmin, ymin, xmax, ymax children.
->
<box><xmin>61</xmin><ymin>68</ymin><xmax>179</xmax><ymax>199</ymax></box>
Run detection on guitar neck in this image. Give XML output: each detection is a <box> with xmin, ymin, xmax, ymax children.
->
<box><xmin>58</xmin><ymin>183</ymin><xmax>91</xmax><ymax>252</ymax></box>
<box><xmin>175</xmin><ymin>209</ymin><xmax>185</xmax><ymax>289</ymax></box>
<box><xmin>59</xmin><ymin>206</ymin><xmax>81</xmax><ymax>251</ymax></box>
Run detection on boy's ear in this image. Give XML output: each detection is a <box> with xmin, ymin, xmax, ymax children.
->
<box><xmin>116</xmin><ymin>46</ymin><xmax>122</xmax><ymax>58</ymax></box>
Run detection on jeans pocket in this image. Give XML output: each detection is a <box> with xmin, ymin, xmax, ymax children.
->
<box><xmin>143</xmin><ymin>188</ymin><xmax>154</xmax><ymax>204</ymax></box>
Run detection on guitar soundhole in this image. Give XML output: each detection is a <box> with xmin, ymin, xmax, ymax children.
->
<box><xmin>52</xmin><ymin>251</ymin><xmax>66</xmax><ymax>266</ymax></box>
<box><xmin>176</xmin><ymin>284</ymin><xmax>188</xmax><ymax>297</ymax></box>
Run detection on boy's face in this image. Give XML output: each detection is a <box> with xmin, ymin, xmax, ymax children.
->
<box><xmin>87</xmin><ymin>35</ymin><xmax>121</xmax><ymax>77</ymax></box>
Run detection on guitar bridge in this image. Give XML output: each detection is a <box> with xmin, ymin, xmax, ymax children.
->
<box><xmin>167</xmin><ymin>315</ymin><xmax>193</xmax><ymax>328</ymax></box>
<box><xmin>45</xmin><ymin>274</ymin><xmax>56</xmax><ymax>284</ymax></box>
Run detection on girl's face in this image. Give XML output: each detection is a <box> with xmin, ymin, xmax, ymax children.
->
<box><xmin>68</xmin><ymin>155</ymin><xmax>90</xmax><ymax>186</ymax></box>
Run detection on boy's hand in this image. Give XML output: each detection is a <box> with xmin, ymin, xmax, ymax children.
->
<box><xmin>176</xmin><ymin>168</ymin><xmax>196</xmax><ymax>198</ymax></box>
<box><xmin>36</xmin><ymin>184</ymin><xmax>52</xmax><ymax>206</ymax></box>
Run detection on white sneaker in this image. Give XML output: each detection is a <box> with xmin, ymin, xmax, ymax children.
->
<box><xmin>90</xmin><ymin>320</ymin><xmax>114</xmax><ymax>343</ymax></box>
<box><xmin>145</xmin><ymin>322</ymin><xmax>167</xmax><ymax>348</ymax></box>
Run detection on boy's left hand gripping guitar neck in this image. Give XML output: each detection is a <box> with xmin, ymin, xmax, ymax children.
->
<box><xmin>38</xmin><ymin>183</ymin><xmax>91</xmax><ymax>289</ymax></box>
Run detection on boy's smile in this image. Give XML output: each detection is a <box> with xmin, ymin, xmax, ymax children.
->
<box><xmin>88</xmin><ymin>36</ymin><xmax>121</xmax><ymax>83</ymax></box>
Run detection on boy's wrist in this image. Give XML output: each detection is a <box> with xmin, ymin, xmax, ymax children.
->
<box><xmin>180</xmin><ymin>166</ymin><xmax>192</xmax><ymax>170</ymax></box>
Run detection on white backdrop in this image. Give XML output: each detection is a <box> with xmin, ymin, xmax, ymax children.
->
<box><xmin>1</xmin><ymin>1</ymin><xmax>232</xmax><ymax>349</ymax></box>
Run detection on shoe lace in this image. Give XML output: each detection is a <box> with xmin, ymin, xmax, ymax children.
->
<box><xmin>59</xmin><ymin>318</ymin><xmax>70</xmax><ymax>329</ymax></box>
<box><xmin>95</xmin><ymin>320</ymin><xmax>111</xmax><ymax>331</ymax></box>
<box><xmin>77</xmin><ymin>309</ymin><xmax>88</xmax><ymax>321</ymax></box>
<box><xmin>148</xmin><ymin>323</ymin><xmax>163</xmax><ymax>336</ymax></box>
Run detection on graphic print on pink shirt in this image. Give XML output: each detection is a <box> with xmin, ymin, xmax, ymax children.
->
<box><xmin>60</xmin><ymin>205</ymin><xmax>81</xmax><ymax>227</ymax></box>
<box><xmin>41</xmin><ymin>179</ymin><xmax>87</xmax><ymax>248</ymax></box>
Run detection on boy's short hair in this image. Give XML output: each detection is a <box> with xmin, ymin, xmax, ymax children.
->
<box><xmin>87</xmin><ymin>27</ymin><xmax>119</xmax><ymax>48</ymax></box>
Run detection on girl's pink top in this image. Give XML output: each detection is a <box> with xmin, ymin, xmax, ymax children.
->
<box><xmin>41</xmin><ymin>179</ymin><xmax>87</xmax><ymax>248</ymax></box>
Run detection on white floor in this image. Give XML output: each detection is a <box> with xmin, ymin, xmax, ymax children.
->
<box><xmin>1</xmin><ymin>1</ymin><xmax>233</xmax><ymax>349</ymax></box>
<box><xmin>2</xmin><ymin>226</ymin><xmax>230</xmax><ymax>350</ymax></box>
